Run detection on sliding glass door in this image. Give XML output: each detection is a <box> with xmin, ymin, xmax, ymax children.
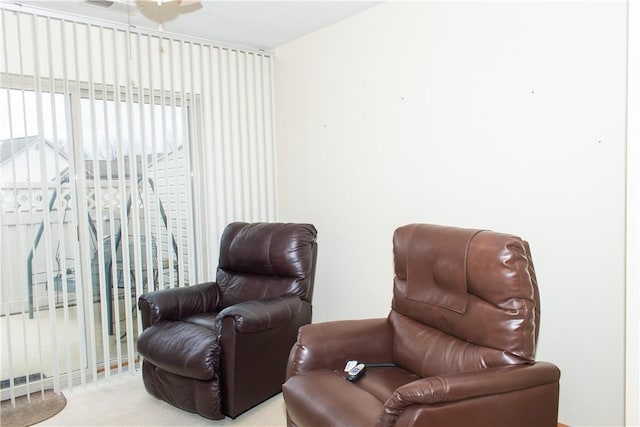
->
<box><xmin>1</xmin><ymin>88</ymin><xmax>78</xmax><ymax>397</ymax></box>
<box><xmin>1</xmin><ymin>81</ymin><xmax>194</xmax><ymax>399</ymax></box>
<box><xmin>1</xmin><ymin>2</ymin><xmax>277</xmax><ymax>403</ymax></box>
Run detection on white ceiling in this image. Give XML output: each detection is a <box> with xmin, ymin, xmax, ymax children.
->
<box><xmin>15</xmin><ymin>0</ymin><xmax>380</xmax><ymax>50</ymax></box>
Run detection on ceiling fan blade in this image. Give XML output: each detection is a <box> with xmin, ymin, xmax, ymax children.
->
<box><xmin>85</xmin><ymin>0</ymin><xmax>116</xmax><ymax>7</ymax></box>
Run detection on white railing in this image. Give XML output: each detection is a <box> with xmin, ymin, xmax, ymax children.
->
<box><xmin>1</xmin><ymin>180</ymin><xmax>187</xmax><ymax>314</ymax></box>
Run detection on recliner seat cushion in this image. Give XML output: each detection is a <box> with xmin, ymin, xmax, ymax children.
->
<box><xmin>283</xmin><ymin>367</ymin><xmax>420</xmax><ymax>427</ymax></box>
<box><xmin>137</xmin><ymin>321</ymin><xmax>220</xmax><ymax>380</ymax></box>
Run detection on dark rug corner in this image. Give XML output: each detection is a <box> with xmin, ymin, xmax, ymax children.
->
<box><xmin>1</xmin><ymin>389</ymin><xmax>67</xmax><ymax>427</ymax></box>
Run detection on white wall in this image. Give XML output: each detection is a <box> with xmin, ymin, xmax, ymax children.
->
<box><xmin>274</xmin><ymin>1</ymin><xmax>628</xmax><ymax>426</ymax></box>
<box><xmin>626</xmin><ymin>1</ymin><xmax>640</xmax><ymax>425</ymax></box>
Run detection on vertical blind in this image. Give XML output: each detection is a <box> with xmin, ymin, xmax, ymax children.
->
<box><xmin>0</xmin><ymin>2</ymin><xmax>277</xmax><ymax>404</ymax></box>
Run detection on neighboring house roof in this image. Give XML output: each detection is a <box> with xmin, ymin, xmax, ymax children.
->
<box><xmin>83</xmin><ymin>153</ymin><xmax>172</xmax><ymax>180</ymax></box>
<box><xmin>1</xmin><ymin>136</ymin><xmax>182</xmax><ymax>180</ymax></box>
<box><xmin>0</xmin><ymin>135</ymin><xmax>68</xmax><ymax>166</ymax></box>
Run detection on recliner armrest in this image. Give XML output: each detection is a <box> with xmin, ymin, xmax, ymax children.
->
<box><xmin>287</xmin><ymin>318</ymin><xmax>394</xmax><ymax>377</ymax></box>
<box><xmin>378</xmin><ymin>362</ymin><xmax>561</xmax><ymax>427</ymax></box>
<box><xmin>216</xmin><ymin>295</ymin><xmax>303</xmax><ymax>333</ymax></box>
<box><xmin>138</xmin><ymin>282</ymin><xmax>220</xmax><ymax>328</ymax></box>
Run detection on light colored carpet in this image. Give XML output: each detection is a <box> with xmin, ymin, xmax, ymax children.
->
<box><xmin>34</xmin><ymin>371</ymin><xmax>287</xmax><ymax>426</ymax></box>
<box><xmin>1</xmin><ymin>390</ymin><xmax>67</xmax><ymax>427</ymax></box>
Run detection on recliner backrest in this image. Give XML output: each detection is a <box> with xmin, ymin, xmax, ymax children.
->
<box><xmin>390</xmin><ymin>223</ymin><xmax>540</xmax><ymax>377</ymax></box>
<box><xmin>216</xmin><ymin>222</ymin><xmax>318</xmax><ymax>308</ymax></box>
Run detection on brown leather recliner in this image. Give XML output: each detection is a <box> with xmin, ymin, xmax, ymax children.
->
<box><xmin>283</xmin><ymin>223</ymin><xmax>560</xmax><ymax>427</ymax></box>
<box><xmin>137</xmin><ymin>222</ymin><xmax>318</xmax><ymax>419</ymax></box>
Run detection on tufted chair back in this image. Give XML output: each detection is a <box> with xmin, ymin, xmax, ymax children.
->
<box><xmin>390</xmin><ymin>223</ymin><xmax>540</xmax><ymax>377</ymax></box>
<box><xmin>216</xmin><ymin>222</ymin><xmax>317</xmax><ymax>308</ymax></box>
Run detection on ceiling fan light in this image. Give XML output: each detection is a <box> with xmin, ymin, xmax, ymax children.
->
<box><xmin>138</xmin><ymin>0</ymin><xmax>200</xmax><ymax>5</ymax></box>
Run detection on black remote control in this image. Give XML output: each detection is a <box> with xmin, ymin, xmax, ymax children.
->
<box><xmin>343</xmin><ymin>360</ymin><xmax>396</xmax><ymax>382</ymax></box>
<box><xmin>345</xmin><ymin>362</ymin><xmax>366</xmax><ymax>381</ymax></box>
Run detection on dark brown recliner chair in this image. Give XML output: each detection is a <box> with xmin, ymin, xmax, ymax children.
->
<box><xmin>283</xmin><ymin>223</ymin><xmax>560</xmax><ymax>427</ymax></box>
<box><xmin>137</xmin><ymin>222</ymin><xmax>318</xmax><ymax>420</ymax></box>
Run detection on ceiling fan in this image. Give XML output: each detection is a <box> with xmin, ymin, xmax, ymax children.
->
<box><xmin>85</xmin><ymin>0</ymin><xmax>202</xmax><ymax>30</ymax></box>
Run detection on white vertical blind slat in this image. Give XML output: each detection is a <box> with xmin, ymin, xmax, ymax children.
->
<box><xmin>182</xmin><ymin>40</ymin><xmax>197</xmax><ymax>286</ymax></box>
<box><xmin>71</xmin><ymin>20</ymin><xmax>98</xmax><ymax>385</ymax></box>
<box><xmin>265</xmin><ymin>56</ymin><xmax>277</xmax><ymax>221</ymax></box>
<box><xmin>229</xmin><ymin>50</ymin><xmax>241</xmax><ymax>219</ymax></box>
<box><xmin>137</xmin><ymin>47</ymin><xmax>154</xmax><ymax>301</ymax></box>
<box><xmin>31</xmin><ymin>14</ymin><xmax>59</xmax><ymax>396</ymax></box>
<box><xmin>99</xmin><ymin>24</ymin><xmax>118</xmax><ymax>378</ymax></box>
<box><xmin>20</xmin><ymin>13</ymin><xmax>41</xmax><ymax>401</ymax></box>
<box><xmin>161</xmin><ymin>37</ymin><xmax>172</xmax><ymax>289</ymax></box>
<box><xmin>172</xmin><ymin>38</ymin><xmax>185</xmax><ymax>289</ymax></box>
<box><xmin>247</xmin><ymin>53</ymin><xmax>259</xmax><ymax>221</ymax></box>
<box><xmin>60</xmin><ymin>17</ymin><xmax>87</xmax><ymax>388</ymax></box>
<box><xmin>45</xmin><ymin>16</ymin><xmax>74</xmax><ymax>392</ymax></box>
<box><xmin>211</xmin><ymin>46</ymin><xmax>226</xmax><ymax>258</ymax></box>
<box><xmin>237</xmin><ymin>52</ymin><xmax>248</xmax><ymax>220</ymax></box>
<box><xmin>254</xmin><ymin>55</ymin><xmax>268</xmax><ymax>220</ymax></box>
<box><xmin>122</xmin><ymin>26</ymin><xmax>140</xmax><ymax>373</ymax></box>
<box><xmin>146</xmin><ymin>35</ymin><xmax>163</xmax><ymax>292</ymax></box>
<box><xmin>221</xmin><ymin>49</ymin><xmax>233</xmax><ymax>223</ymax></box>
<box><xmin>133</xmin><ymin>32</ymin><xmax>151</xmax><ymax>340</ymax></box>
<box><xmin>111</xmin><ymin>25</ymin><xmax>127</xmax><ymax>372</ymax></box>
<box><xmin>186</xmin><ymin>41</ymin><xmax>201</xmax><ymax>285</ymax></box>
<box><xmin>91</xmin><ymin>24</ymin><xmax>112</xmax><ymax>379</ymax></box>
<box><xmin>1</xmin><ymin>7</ymin><xmax>17</xmax><ymax>405</ymax></box>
